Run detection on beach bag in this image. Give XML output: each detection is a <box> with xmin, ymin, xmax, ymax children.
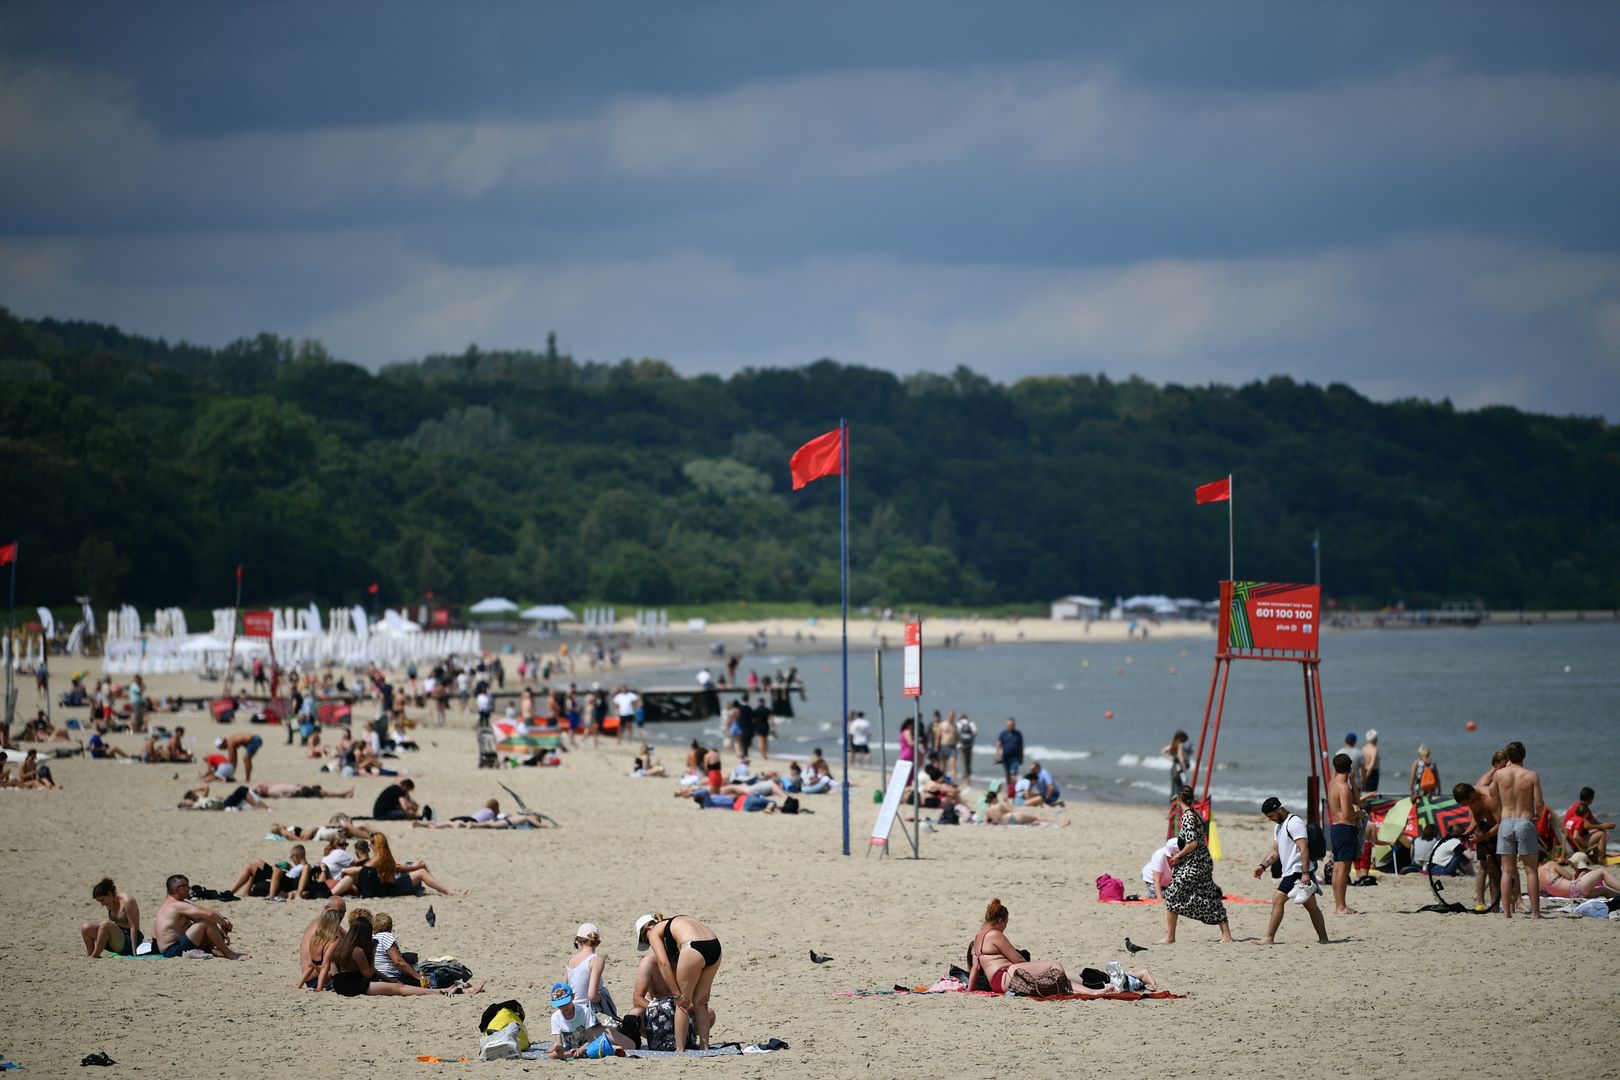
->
<box><xmin>1008</xmin><ymin>962</ymin><xmax>1072</xmax><ymax>998</ymax></box>
<box><xmin>1418</xmin><ymin>762</ymin><xmax>1438</xmax><ymax>793</ymax></box>
<box><xmin>419</xmin><ymin>958</ymin><xmax>473</xmax><ymax>989</ymax></box>
<box><xmin>642</xmin><ymin>998</ymin><xmax>699</xmax><ymax>1051</ymax></box>
<box><xmin>478</xmin><ymin>1000</ymin><xmax>529</xmax><ymax>1058</ymax></box>
<box><xmin>1095</xmin><ymin>874</ymin><xmax>1125</xmax><ymax>902</ymax></box>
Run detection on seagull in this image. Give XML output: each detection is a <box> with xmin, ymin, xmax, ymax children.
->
<box><xmin>425</xmin><ymin>905</ymin><xmax>436</xmax><ymax>928</ymax></box>
<box><xmin>810</xmin><ymin>950</ymin><xmax>833</xmax><ymax>964</ymax></box>
<box><xmin>1124</xmin><ymin>938</ymin><xmax>1148</xmax><ymax>955</ymax></box>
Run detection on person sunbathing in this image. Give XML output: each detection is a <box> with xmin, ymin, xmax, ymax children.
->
<box><xmin>271</xmin><ymin>814</ymin><xmax>374</xmax><ymax>843</ymax></box>
<box><xmin>314</xmin><ymin>915</ymin><xmax>482</xmax><ymax>997</ymax></box>
<box><xmin>966</xmin><ymin>897</ymin><xmax>1075</xmax><ymax>995</ymax></box>
<box><xmin>252</xmin><ymin>782</ymin><xmax>355</xmax><ymax>799</ymax></box>
<box><xmin>327</xmin><ymin>832</ymin><xmax>465</xmax><ymax>897</ymax></box>
<box><xmin>1538</xmin><ymin>854</ymin><xmax>1620</xmax><ymax>901</ymax></box>
<box><xmin>982</xmin><ymin>788</ymin><xmax>1069</xmax><ymax>826</ymax></box>
<box><xmin>179</xmin><ymin>783</ymin><xmax>270</xmax><ymax>811</ymax></box>
<box><xmin>81</xmin><ymin>877</ymin><xmax>142</xmax><ymax>957</ymax></box>
<box><xmin>229</xmin><ymin>844</ymin><xmax>320</xmax><ymax>900</ymax></box>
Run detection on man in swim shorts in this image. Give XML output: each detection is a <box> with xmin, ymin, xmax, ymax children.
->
<box><xmin>1454</xmin><ymin>779</ymin><xmax>1501</xmax><ymax>911</ymax></box>
<box><xmin>152</xmin><ymin>874</ymin><xmax>247</xmax><ymax>959</ymax></box>
<box><xmin>217</xmin><ymin>731</ymin><xmax>265</xmax><ymax>783</ymax></box>
<box><xmin>1493</xmin><ymin>741</ymin><xmax>1546</xmax><ymax>920</ymax></box>
<box><xmin>1327</xmin><ymin>753</ymin><xmax>1361</xmax><ymax>915</ymax></box>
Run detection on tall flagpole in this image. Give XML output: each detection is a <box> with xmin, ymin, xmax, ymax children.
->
<box><xmin>4</xmin><ymin>543</ymin><xmax>14</xmax><ymax>739</ymax></box>
<box><xmin>840</xmin><ymin>418</ymin><xmax>850</xmax><ymax>857</ymax></box>
<box><xmin>1227</xmin><ymin>473</ymin><xmax>1234</xmax><ymax>581</ymax></box>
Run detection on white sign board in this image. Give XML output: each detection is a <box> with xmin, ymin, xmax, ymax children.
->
<box><xmin>902</xmin><ymin>621</ymin><xmax>921</xmax><ymax>698</ymax></box>
<box><xmin>869</xmin><ymin>759</ymin><xmax>914</xmax><ymax>849</ymax></box>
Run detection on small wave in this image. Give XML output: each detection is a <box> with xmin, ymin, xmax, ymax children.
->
<box><xmin>1021</xmin><ymin>745</ymin><xmax>1092</xmax><ymax>761</ymax></box>
<box><xmin>1127</xmin><ymin>779</ymin><xmax>1305</xmax><ymax>807</ymax></box>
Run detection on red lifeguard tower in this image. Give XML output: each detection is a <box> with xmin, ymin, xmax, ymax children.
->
<box><xmin>1183</xmin><ymin>580</ymin><xmax>1330</xmax><ymax>831</ymax></box>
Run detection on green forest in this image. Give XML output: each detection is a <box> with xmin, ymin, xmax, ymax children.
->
<box><xmin>1</xmin><ymin>306</ymin><xmax>1616</xmax><ymax>612</ymax></box>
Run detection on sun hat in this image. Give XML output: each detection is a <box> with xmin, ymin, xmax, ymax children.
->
<box><xmin>1569</xmin><ymin>852</ymin><xmax>1591</xmax><ymax>870</ymax></box>
<box><xmin>1078</xmin><ymin>967</ymin><xmax>1110</xmax><ymax>990</ymax></box>
<box><xmin>576</xmin><ymin>922</ymin><xmax>599</xmax><ymax>940</ymax></box>
<box><xmin>634</xmin><ymin>913</ymin><xmax>656</xmax><ymax>952</ymax></box>
<box><xmin>549</xmin><ymin>981</ymin><xmax>573</xmax><ymax>1009</ymax></box>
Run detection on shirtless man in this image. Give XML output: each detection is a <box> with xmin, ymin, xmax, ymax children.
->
<box><xmin>1327</xmin><ymin>753</ymin><xmax>1360</xmax><ymax>914</ymax></box>
<box><xmin>1494</xmin><ymin>741</ymin><xmax>1546</xmax><ymax>919</ymax></box>
<box><xmin>631</xmin><ymin>949</ymin><xmax>715</xmax><ymax>1046</ymax></box>
<box><xmin>215</xmin><ymin>731</ymin><xmax>265</xmax><ymax>783</ymax></box>
<box><xmin>1468</xmin><ymin>750</ymin><xmax>1508</xmax><ymax>910</ymax></box>
<box><xmin>151</xmin><ymin>874</ymin><xmax>247</xmax><ymax>958</ymax></box>
<box><xmin>983</xmin><ymin>788</ymin><xmax>1070</xmax><ymax>827</ymax></box>
<box><xmin>167</xmin><ymin>726</ymin><xmax>193</xmax><ymax>763</ymax></box>
<box><xmin>82</xmin><ymin>878</ymin><xmax>142</xmax><ymax>957</ymax></box>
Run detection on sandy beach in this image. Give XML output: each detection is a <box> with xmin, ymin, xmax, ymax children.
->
<box><xmin>2</xmin><ymin>660</ymin><xmax>1617</xmax><ymax>1079</ymax></box>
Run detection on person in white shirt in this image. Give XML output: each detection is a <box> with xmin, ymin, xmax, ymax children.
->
<box><xmin>848</xmin><ymin>712</ymin><xmax>872</xmax><ymax>766</ymax></box>
<box><xmin>547</xmin><ymin>982</ymin><xmax>599</xmax><ymax>1058</ymax></box>
<box><xmin>612</xmin><ymin>689</ymin><xmax>638</xmax><ymax>744</ymax></box>
<box><xmin>1141</xmin><ymin>837</ymin><xmax>1180</xmax><ymax>899</ymax></box>
<box><xmin>1254</xmin><ymin>797</ymin><xmax>1329</xmax><ymax>944</ymax></box>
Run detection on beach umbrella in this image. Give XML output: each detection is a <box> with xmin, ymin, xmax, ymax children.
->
<box><xmin>519</xmin><ymin>604</ymin><xmax>576</xmax><ymax>621</ymax></box>
<box><xmin>469</xmin><ymin>597</ymin><xmax>520</xmax><ymax>615</ymax></box>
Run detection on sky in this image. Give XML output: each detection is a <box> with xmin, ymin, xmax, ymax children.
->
<box><xmin>2</xmin><ymin>1</ymin><xmax>1619</xmax><ymax>418</ymax></box>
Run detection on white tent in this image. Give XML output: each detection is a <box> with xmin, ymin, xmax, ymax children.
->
<box><xmin>519</xmin><ymin>604</ymin><xmax>577</xmax><ymax>621</ymax></box>
<box><xmin>469</xmin><ymin>597</ymin><xmax>519</xmax><ymax>615</ymax></box>
<box><xmin>179</xmin><ymin>635</ymin><xmax>233</xmax><ymax>653</ymax></box>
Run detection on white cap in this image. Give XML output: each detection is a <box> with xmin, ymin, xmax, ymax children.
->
<box><xmin>215</xmin><ymin>737</ymin><xmax>227</xmax><ymax>748</ymax></box>
<box><xmin>634</xmin><ymin>913</ymin><xmax>656</xmax><ymax>952</ymax></box>
<box><xmin>576</xmin><ymin>922</ymin><xmax>599</xmax><ymax>940</ymax></box>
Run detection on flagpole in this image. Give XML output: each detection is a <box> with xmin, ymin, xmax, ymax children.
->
<box><xmin>4</xmin><ymin>544</ymin><xmax>14</xmax><ymax>740</ymax></box>
<box><xmin>1227</xmin><ymin>473</ymin><xmax>1234</xmax><ymax>581</ymax></box>
<box><xmin>840</xmin><ymin>418</ymin><xmax>850</xmax><ymax>857</ymax></box>
<box><xmin>1314</xmin><ymin>528</ymin><xmax>1321</xmax><ymax>588</ymax></box>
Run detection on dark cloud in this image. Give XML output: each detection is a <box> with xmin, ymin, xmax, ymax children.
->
<box><xmin>2</xmin><ymin>1</ymin><xmax>1618</xmax><ymax>417</ymax></box>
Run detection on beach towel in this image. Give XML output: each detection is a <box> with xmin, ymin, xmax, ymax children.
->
<box><xmin>511</xmin><ymin>1041</ymin><xmax>787</xmax><ymax>1060</ymax></box>
<box><xmin>1097</xmin><ymin>894</ymin><xmax>1271</xmax><ymax>906</ymax></box>
<box><xmin>837</xmin><ymin>985</ymin><xmax>1182</xmax><ymax>1002</ymax></box>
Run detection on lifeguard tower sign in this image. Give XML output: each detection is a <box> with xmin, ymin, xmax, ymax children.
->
<box><xmin>1184</xmin><ymin>580</ymin><xmax>1333</xmax><ymax>834</ymax></box>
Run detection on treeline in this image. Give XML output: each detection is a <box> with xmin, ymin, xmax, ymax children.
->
<box><xmin>1</xmin><ymin>307</ymin><xmax>1616</xmax><ymax>612</ymax></box>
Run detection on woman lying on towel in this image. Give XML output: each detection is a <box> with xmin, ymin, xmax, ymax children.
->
<box><xmin>1538</xmin><ymin>854</ymin><xmax>1620</xmax><ymax>901</ymax></box>
<box><xmin>968</xmin><ymin>898</ymin><xmax>1154</xmax><ymax>996</ymax></box>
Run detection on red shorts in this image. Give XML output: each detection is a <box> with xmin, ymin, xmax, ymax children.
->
<box><xmin>990</xmin><ymin>966</ymin><xmax>1011</xmax><ymax>994</ymax></box>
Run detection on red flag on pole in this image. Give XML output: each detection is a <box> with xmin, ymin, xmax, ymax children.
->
<box><xmin>789</xmin><ymin>428</ymin><xmax>844</xmax><ymax>490</ymax></box>
<box><xmin>0</xmin><ymin>542</ymin><xmax>15</xmax><ymax>566</ymax></box>
<box><xmin>367</xmin><ymin>582</ymin><xmax>380</xmax><ymax>595</ymax></box>
<box><xmin>1195</xmin><ymin>476</ymin><xmax>1231</xmax><ymax>504</ymax></box>
<box><xmin>235</xmin><ymin>564</ymin><xmax>243</xmax><ymax>583</ymax></box>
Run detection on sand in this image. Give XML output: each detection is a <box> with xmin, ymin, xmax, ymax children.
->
<box><xmin>3</xmin><ymin>657</ymin><xmax>1617</xmax><ymax>1079</ymax></box>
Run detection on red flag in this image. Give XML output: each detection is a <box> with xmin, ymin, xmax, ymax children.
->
<box><xmin>0</xmin><ymin>541</ymin><xmax>15</xmax><ymax>566</ymax></box>
<box><xmin>235</xmin><ymin>564</ymin><xmax>243</xmax><ymax>583</ymax></box>
<box><xmin>1195</xmin><ymin>476</ymin><xmax>1231</xmax><ymax>504</ymax></box>
<box><xmin>367</xmin><ymin>582</ymin><xmax>380</xmax><ymax>595</ymax></box>
<box><xmin>789</xmin><ymin>428</ymin><xmax>844</xmax><ymax>490</ymax></box>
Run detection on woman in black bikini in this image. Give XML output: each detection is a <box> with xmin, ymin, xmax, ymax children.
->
<box><xmin>635</xmin><ymin>913</ymin><xmax>720</xmax><ymax>1052</ymax></box>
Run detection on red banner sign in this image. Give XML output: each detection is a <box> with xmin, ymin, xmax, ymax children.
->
<box><xmin>430</xmin><ymin>607</ymin><xmax>452</xmax><ymax>628</ymax></box>
<box><xmin>241</xmin><ymin>609</ymin><xmax>275</xmax><ymax>640</ymax></box>
<box><xmin>902</xmin><ymin>622</ymin><xmax>922</xmax><ymax>698</ymax></box>
<box><xmin>1221</xmin><ymin>582</ymin><xmax>1320</xmax><ymax>655</ymax></box>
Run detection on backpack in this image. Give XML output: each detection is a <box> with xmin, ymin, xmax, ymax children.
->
<box><xmin>1095</xmin><ymin>874</ymin><xmax>1125</xmax><ymax>902</ymax></box>
<box><xmin>478</xmin><ymin>1000</ymin><xmax>529</xmax><ymax>1059</ymax></box>
<box><xmin>1306</xmin><ymin>823</ymin><xmax>1326</xmax><ymax>862</ymax></box>
<box><xmin>1008</xmin><ymin>962</ymin><xmax>1072</xmax><ymax>998</ymax></box>
<box><xmin>642</xmin><ymin>998</ymin><xmax>699</xmax><ymax>1052</ymax></box>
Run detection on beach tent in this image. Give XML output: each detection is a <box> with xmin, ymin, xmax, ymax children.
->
<box><xmin>469</xmin><ymin>597</ymin><xmax>519</xmax><ymax>615</ymax></box>
<box><xmin>518</xmin><ymin>604</ymin><xmax>576</xmax><ymax>622</ymax></box>
<box><xmin>179</xmin><ymin>635</ymin><xmax>233</xmax><ymax>653</ymax></box>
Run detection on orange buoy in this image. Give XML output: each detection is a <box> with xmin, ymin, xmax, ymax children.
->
<box><xmin>1466</xmin><ymin>720</ymin><xmax>1477</xmax><ymax>731</ymax></box>
<box><xmin>1104</xmin><ymin>710</ymin><xmax>1114</xmax><ymax>720</ymax></box>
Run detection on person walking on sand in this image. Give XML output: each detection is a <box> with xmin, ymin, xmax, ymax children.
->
<box><xmin>1255</xmin><ymin>797</ymin><xmax>1329</xmax><ymax>944</ymax></box>
<box><xmin>1494</xmin><ymin>741</ymin><xmax>1546</xmax><ymax>919</ymax></box>
<box><xmin>1327</xmin><ymin>754</ymin><xmax>1361</xmax><ymax>915</ymax></box>
<box><xmin>996</xmin><ymin>717</ymin><xmax>1024</xmax><ymax>789</ymax></box>
<box><xmin>956</xmin><ymin>713</ymin><xmax>977</xmax><ymax>785</ymax></box>
<box><xmin>1160</xmin><ymin>786</ymin><xmax>1232</xmax><ymax>943</ymax></box>
<box><xmin>1410</xmin><ymin>745</ymin><xmax>1440</xmax><ymax>800</ymax></box>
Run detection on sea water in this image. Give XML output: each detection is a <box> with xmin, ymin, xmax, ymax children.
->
<box><xmin>639</xmin><ymin>621</ymin><xmax>1620</xmax><ymax>813</ymax></box>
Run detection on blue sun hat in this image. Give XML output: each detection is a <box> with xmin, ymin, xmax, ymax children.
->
<box><xmin>549</xmin><ymin>981</ymin><xmax>574</xmax><ymax>1010</ymax></box>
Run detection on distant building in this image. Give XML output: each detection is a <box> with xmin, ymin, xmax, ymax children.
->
<box><xmin>1049</xmin><ymin>595</ymin><xmax>1104</xmax><ymax>621</ymax></box>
